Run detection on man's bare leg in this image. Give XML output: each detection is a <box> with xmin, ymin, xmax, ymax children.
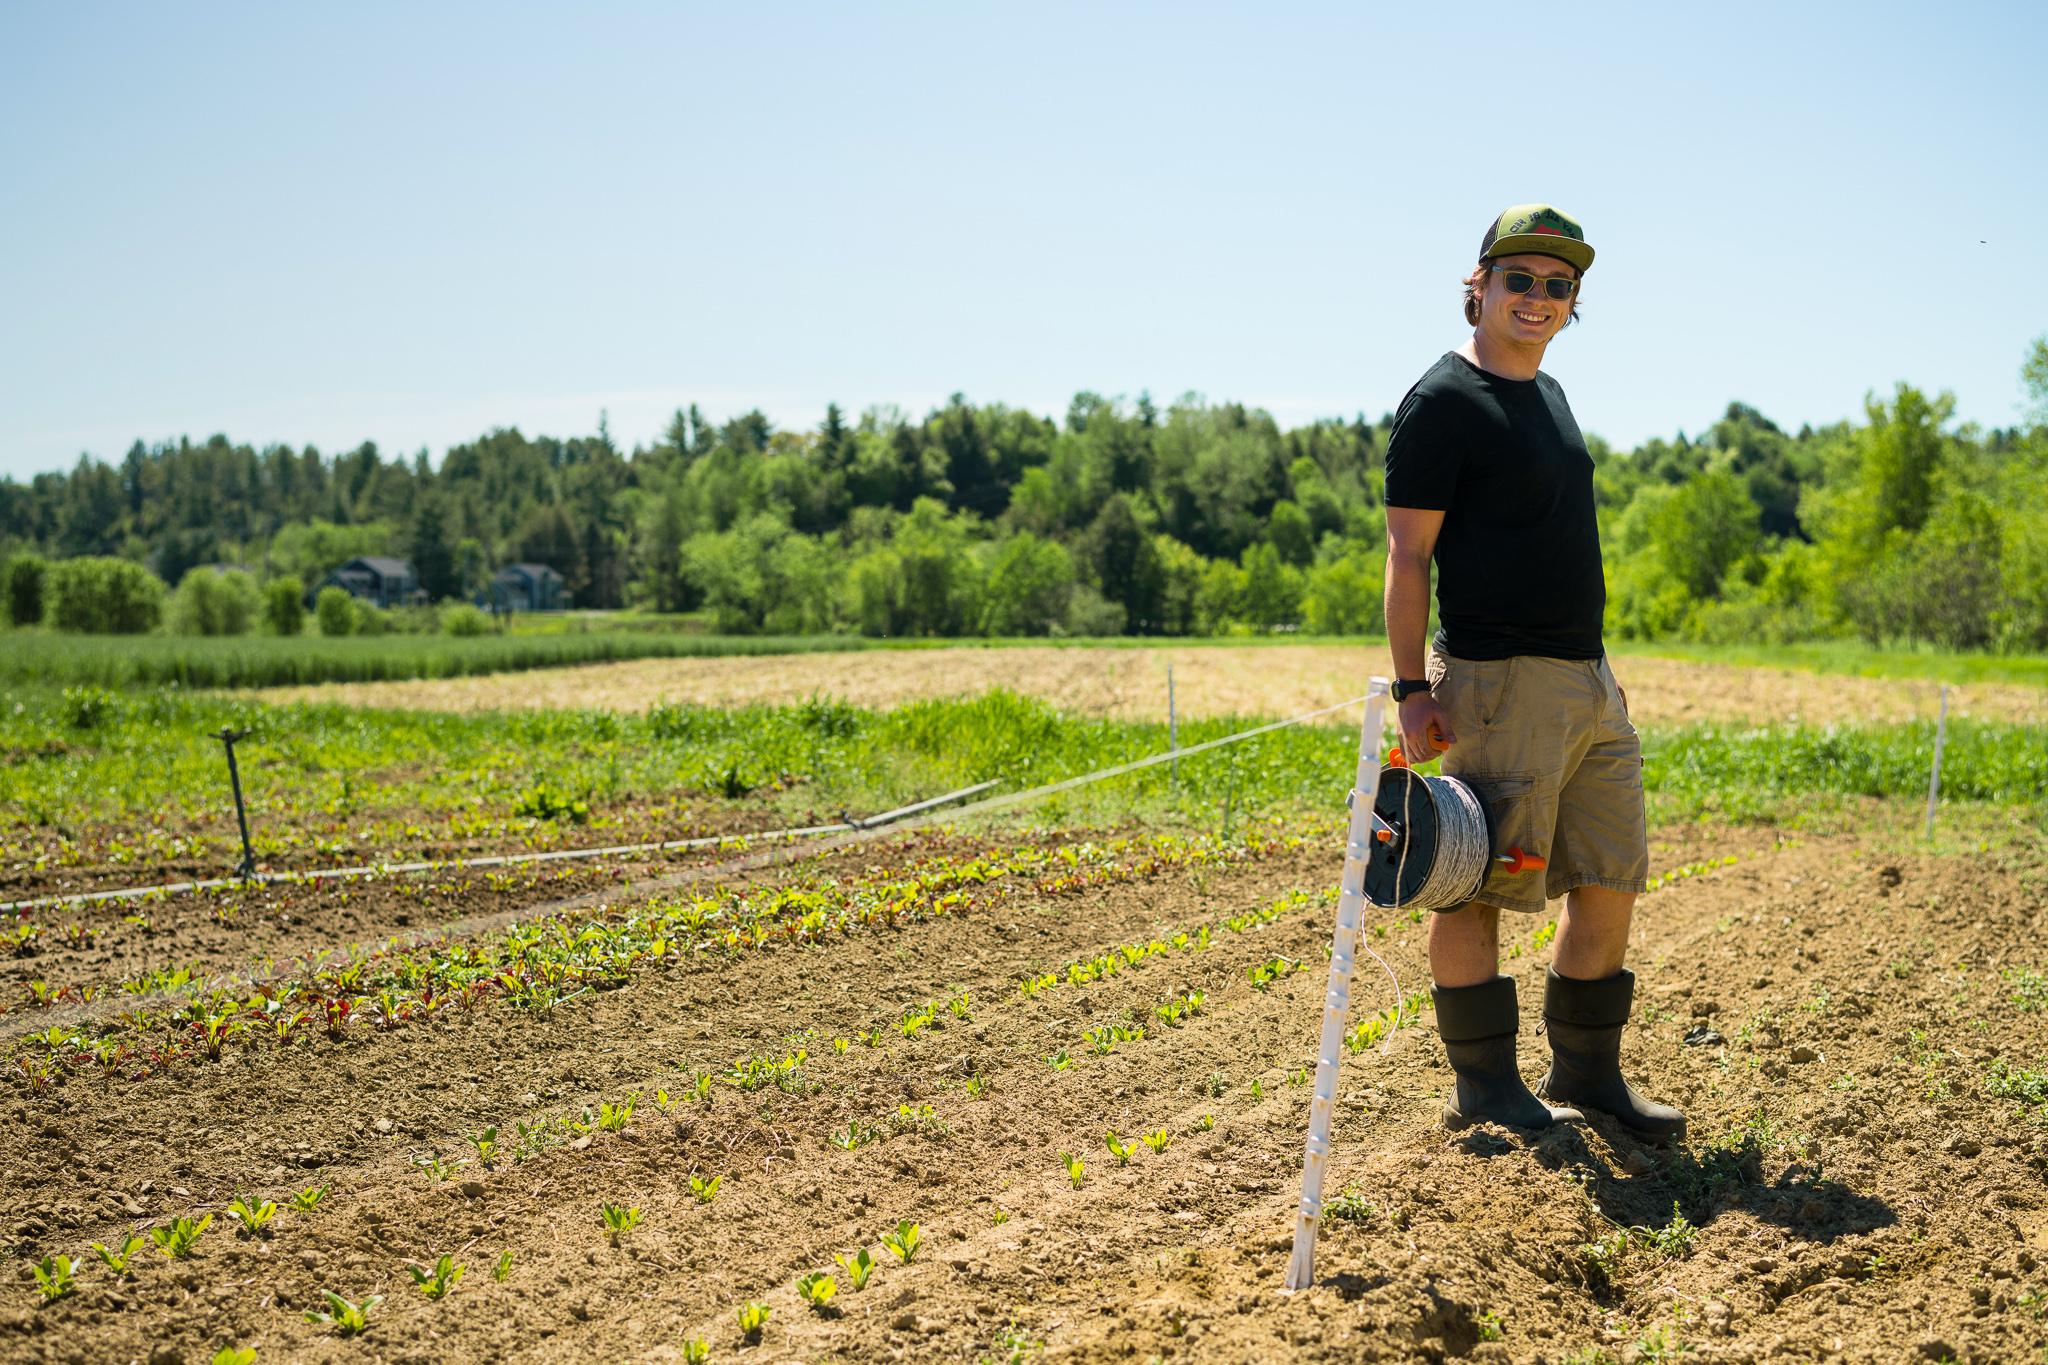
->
<box><xmin>1538</xmin><ymin>884</ymin><xmax>1686</xmax><ymax>1138</ymax></box>
<box><xmin>1429</xmin><ymin>902</ymin><xmax>1579</xmax><ymax>1130</ymax></box>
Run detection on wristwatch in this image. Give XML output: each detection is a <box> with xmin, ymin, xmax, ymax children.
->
<box><xmin>1391</xmin><ymin>678</ymin><xmax>1433</xmax><ymax>702</ymax></box>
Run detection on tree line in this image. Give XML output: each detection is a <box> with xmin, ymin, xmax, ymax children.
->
<box><xmin>3</xmin><ymin>339</ymin><xmax>2045</xmax><ymax>650</ymax></box>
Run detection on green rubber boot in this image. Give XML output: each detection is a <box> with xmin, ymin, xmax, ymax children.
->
<box><xmin>1538</xmin><ymin>967</ymin><xmax>1687</xmax><ymax>1141</ymax></box>
<box><xmin>1434</xmin><ymin>975</ymin><xmax>1582</xmax><ymax>1131</ymax></box>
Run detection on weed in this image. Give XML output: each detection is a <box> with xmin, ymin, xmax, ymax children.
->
<box><xmin>1633</xmin><ymin>1323</ymin><xmax>1694</xmax><ymax>1361</ymax></box>
<box><xmin>1645</xmin><ymin>1204</ymin><xmax>1699</xmax><ymax>1259</ymax></box>
<box><xmin>409</xmin><ymin>1254</ymin><xmax>464</xmax><ymax>1299</ymax></box>
<box><xmin>91</xmin><ymin>1234</ymin><xmax>145</xmax><ymax>1276</ymax></box>
<box><xmin>797</xmin><ymin>1270</ymin><xmax>839</xmax><ymax>1312</ymax></box>
<box><xmin>2006</xmin><ymin>968</ymin><xmax>2047</xmax><ymax>1011</ymax></box>
<box><xmin>836</xmin><ymin>1246</ymin><xmax>876</xmax><ymax>1290</ymax></box>
<box><xmin>305</xmin><ymin>1290</ymin><xmax>379</xmax><ymax>1336</ymax></box>
<box><xmin>31</xmin><ymin>1253</ymin><xmax>77</xmax><ymax>1302</ymax></box>
<box><xmin>1061</xmin><ymin>1151</ymin><xmax>1086</xmax><ymax>1188</ymax></box>
<box><xmin>736</xmin><ymin>1300</ymin><xmax>770</xmax><ymax>1341</ymax></box>
<box><xmin>881</xmin><ymin>1219</ymin><xmax>923</xmax><ymax>1264</ymax></box>
<box><xmin>151</xmin><ymin>1213</ymin><xmax>211</xmax><ymax>1259</ymax></box>
<box><xmin>1325</xmin><ymin>1186</ymin><xmax>1375</xmax><ymax>1224</ymax></box>
<box><xmin>493</xmin><ymin>1249</ymin><xmax>514</xmax><ymax>1282</ymax></box>
<box><xmin>1985</xmin><ymin>1059</ymin><xmax>2048</xmax><ymax>1108</ymax></box>
<box><xmin>691</xmin><ymin>1174</ymin><xmax>723</xmax><ymax>1204</ymax></box>
<box><xmin>227</xmin><ymin>1194</ymin><xmax>276</xmax><ymax>1237</ymax></box>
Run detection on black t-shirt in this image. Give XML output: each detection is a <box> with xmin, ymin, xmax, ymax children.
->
<box><xmin>1383</xmin><ymin>351</ymin><xmax>1605</xmax><ymax>661</ymax></box>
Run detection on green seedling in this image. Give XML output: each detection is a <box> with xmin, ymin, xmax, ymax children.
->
<box><xmin>965</xmin><ymin>1073</ymin><xmax>990</xmax><ymax>1098</ymax></box>
<box><xmin>1249</xmin><ymin>1079</ymin><xmax>1265</xmax><ymax>1099</ymax></box>
<box><xmin>305</xmin><ymin>1289</ymin><xmax>379</xmax><ymax>1336</ymax></box>
<box><xmin>1105</xmin><ymin>1130</ymin><xmax>1135</xmax><ymax>1166</ymax></box>
<box><xmin>856</xmin><ymin>1029</ymin><xmax>883</xmax><ymax>1048</ymax></box>
<box><xmin>1198</xmin><ymin>1114</ymin><xmax>1215</xmax><ymax>1131</ymax></box>
<box><xmin>227</xmin><ymin>1194</ymin><xmax>276</xmax><ymax>1237</ymax></box>
<box><xmin>796</xmin><ymin>1270</ymin><xmax>839</xmax><ymax>1312</ymax></box>
<box><xmin>835</xmin><ymin>1247</ymin><xmax>876</xmax><ymax>1290</ymax></box>
<box><xmin>471</xmin><ymin>1126</ymin><xmax>501</xmax><ymax>1167</ymax></box>
<box><xmin>880</xmin><ymin>1219</ymin><xmax>923</xmax><ymax>1264</ymax></box>
<box><xmin>493</xmin><ymin>1249</ymin><xmax>514</xmax><ymax>1282</ymax></box>
<box><xmin>1645</xmin><ymin>1203</ymin><xmax>1698</xmax><ymax>1259</ymax></box>
<box><xmin>990</xmin><ymin>1208</ymin><xmax>1011</xmax><ymax>1226</ymax></box>
<box><xmin>1061</xmin><ymin>1151</ymin><xmax>1086</xmax><ymax>1188</ymax></box>
<box><xmin>31</xmin><ymin>1253</ymin><xmax>77</xmax><ymax>1302</ymax></box>
<box><xmin>1140</xmin><ymin>1129</ymin><xmax>1172</xmax><ymax>1154</ymax></box>
<box><xmin>947</xmin><ymin>989</ymin><xmax>972</xmax><ymax>1020</ymax></box>
<box><xmin>830</xmin><ymin>1122</ymin><xmax>880</xmax><ymax>1150</ymax></box>
<box><xmin>1045</xmin><ymin>1049</ymin><xmax>1072</xmax><ymax>1072</ymax></box>
<box><xmin>596</xmin><ymin>1095</ymin><xmax>637</xmax><ymax>1132</ymax></box>
<box><xmin>1326</xmin><ymin>1185</ymin><xmax>1375</xmax><ymax>1224</ymax></box>
<box><xmin>1477</xmin><ymin>1309</ymin><xmax>1505</xmax><ymax>1342</ymax></box>
<box><xmin>692</xmin><ymin>1073</ymin><xmax>715</xmax><ymax>1103</ymax></box>
<box><xmin>690</xmin><ymin>1174</ymin><xmax>722</xmax><ymax>1204</ymax></box>
<box><xmin>832</xmin><ymin>1036</ymin><xmax>850</xmax><ymax>1053</ymax></box>
<box><xmin>212</xmin><ymin>1349</ymin><xmax>257</xmax><ymax>1365</ymax></box>
<box><xmin>681</xmin><ymin>1340</ymin><xmax>711</xmax><ymax>1364</ymax></box>
<box><xmin>151</xmin><ymin>1213</ymin><xmax>212</xmax><ymax>1259</ymax></box>
<box><xmin>288</xmin><ymin>1184</ymin><xmax>327</xmax><ymax>1213</ymax></box>
<box><xmin>736</xmin><ymin>1300</ymin><xmax>771</xmax><ymax>1341</ymax></box>
<box><xmin>92</xmin><ymin>1234</ymin><xmax>144</xmax><ymax>1276</ymax></box>
<box><xmin>600</xmin><ymin>1202</ymin><xmax>643</xmax><ymax>1241</ymax></box>
<box><xmin>408</xmin><ymin>1253</ymin><xmax>464</xmax><ymax>1299</ymax></box>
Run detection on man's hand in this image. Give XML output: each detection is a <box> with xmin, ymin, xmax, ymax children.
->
<box><xmin>1397</xmin><ymin>692</ymin><xmax>1455</xmax><ymax>763</ymax></box>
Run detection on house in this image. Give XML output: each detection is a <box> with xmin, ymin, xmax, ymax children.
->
<box><xmin>310</xmin><ymin>556</ymin><xmax>421</xmax><ymax>609</ymax></box>
<box><xmin>489</xmin><ymin>562</ymin><xmax>567</xmax><ymax>613</ymax></box>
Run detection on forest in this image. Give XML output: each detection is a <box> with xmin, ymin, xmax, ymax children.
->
<box><xmin>3</xmin><ymin>337</ymin><xmax>2045</xmax><ymax>650</ymax></box>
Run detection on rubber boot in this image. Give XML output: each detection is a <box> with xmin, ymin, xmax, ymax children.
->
<box><xmin>1433</xmin><ymin>975</ymin><xmax>1582</xmax><ymax>1131</ymax></box>
<box><xmin>1538</xmin><ymin>967</ymin><xmax>1687</xmax><ymax>1141</ymax></box>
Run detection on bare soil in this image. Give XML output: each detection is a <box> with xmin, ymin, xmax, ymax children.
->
<box><xmin>252</xmin><ymin>645</ymin><xmax>2047</xmax><ymax>730</ymax></box>
<box><xmin>2</xmin><ymin>817</ymin><xmax>2045</xmax><ymax>1364</ymax></box>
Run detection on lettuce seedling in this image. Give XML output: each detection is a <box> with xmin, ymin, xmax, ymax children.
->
<box><xmin>1061</xmin><ymin>1151</ymin><xmax>1086</xmax><ymax>1189</ymax></box>
<box><xmin>681</xmin><ymin>1340</ymin><xmax>711</xmax><ymax>1364</ymax></box>
<box><xmin>1141</xmin><ymin>1129</ymin><xmax>1171</xmax><ymax>1154</ymax></box>
<box><xmin>832</xmin><ymin>1036</ymin><xmax>851</xmax><ymax>1054</ymax></box>
<box><xmin>288</xmin><ymin>1184</ymin><xmax>327</xmax><ymax>1213</ymax></box>
<box><xmin>965</xmin><ymin>1074</ymin><xmax>989</xmax><ymax>1098</ymax></box>
<box><xmin>880</xmin><ymin>1220</ymin><xmax>922</xmax><ymax>1264</ymax></box>
<box><xmin>90</xmin><ymin>1234</ymin><xmax>144</xmax><ymax>1277</ymax></box>
<box><xmin>1104</xmin><ymin>1130</ymin><xmax>1135</xmax><ymax>1166</ymax></box>
<box><xmin>690</xmin><ymin>1174</ymin><xmax>722</xmax><ymax>1204</ymax></box>
<box><xmin>305</xmin><ymin>1289</ymin><xmax>379</xmax><ymax>1336</ymax></box>
<box><xmin>600</xmin><ymin>1202</ymin><xmax>642</xmax><ymax>1243</ymax></box>
<box><xmin>212</xmin><ymin>1349</ymin><xmax>257</xmax><ymax>1365</ymax></box>
<box><xmin>31</xmin><ymin>1253</ymin><xmax>77</xmax><ymax>1303</ymax></box>
<box><xmin>736</xmin><ymin>1300</ymin><xmax>771</xmax><ymax>1341</ymax></box>
<box><xmin>493</xmin><ymin>1249</ymin><xmax>514</xmax><ymax>1282</ymax></box>
<box><xmin>227</xmin><ymin>1194</ymin><xmax>276</xmax><ymax>1237</ymax></box>
<box><xmin>796</xmin><ymin>1270</ymin><xmax>839</xmax><ymax>1312</ymax></box>
<box><xmin>408</xmin><ymin>1253</ymin><xmax>464</xmax><ymax>1299</ymax></box>
<box><xmin>1045</xmin><ymin>1049</ymin><xmax>1072</xmax><ymax>1072</ymax></box>
<box><xmin>151</xmin><ymin>1213</ymin><xmax>211</xmax><ymax>1260</ymax></box>
<box><xmin>830</xmin><ymin>1122</ymin><xmax>880</xmax><ymax>1150</ymax></box>
<box><xmin>834</xmin><ymin>1247</ymin><xmax>875</xmax><ymax>1290</ymax></box>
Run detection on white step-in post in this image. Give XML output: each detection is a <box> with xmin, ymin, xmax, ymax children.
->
<box><xmin>1282</xmin><ymin>677</ymin><xmax>1389</xmax><ymax>1292</ymax></box>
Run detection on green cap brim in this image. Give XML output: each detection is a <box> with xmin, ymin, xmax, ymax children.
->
<box><xmin>1485</xmin><ymin>233</ymin><xmax>1594</xmax><ymax>272</ymax></box>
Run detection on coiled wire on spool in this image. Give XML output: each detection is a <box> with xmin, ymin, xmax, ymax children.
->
<box><xmin>1363</xmin><ymin>765</ymin><xmax>1494</xmax><ymax>912</ymax></box>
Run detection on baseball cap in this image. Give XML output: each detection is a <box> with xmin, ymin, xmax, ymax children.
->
<box><xmin>1479</xmin><ymin>203</ymin><xmax>1594</xmax><ymax>273</ymax></box>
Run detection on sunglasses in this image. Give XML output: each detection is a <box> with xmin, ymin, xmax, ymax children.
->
<box><xmin>1490</xmin><ymin>265</ymin><xmax>1578</xmax><ymax>300</ymax></box>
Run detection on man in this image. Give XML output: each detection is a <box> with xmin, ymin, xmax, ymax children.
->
<box><xmin>1380</xmin><ymin>204</ymin><xmax>1684</xmax><ymax>1138</ymax></box>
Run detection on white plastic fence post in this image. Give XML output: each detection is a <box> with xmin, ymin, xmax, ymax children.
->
<box><xmin>1924</xmin><ymin>682</ymin><xmax>1949</xmax><ymax>839</ymax></box>
<box><xmin>1282</xmin><ymin>676</ymin><xmax>1389</xmax><ymax>1292</ymax></box>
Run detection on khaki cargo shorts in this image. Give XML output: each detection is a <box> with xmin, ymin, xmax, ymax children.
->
<box><xmin>1424</xmin><ymin>648</ymin><xmax>1649</xmax><ymax>914</ymax></box>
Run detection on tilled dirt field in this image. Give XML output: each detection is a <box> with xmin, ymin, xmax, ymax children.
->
<box><xmin>252</xmin><ymin>645</ymin><xmax>2045</xmax><ymax>730</ymax></box>
<box><xmin>2</xmin><ymin>816</ymin><xmax>2045</xmax><ymax>1364</ymax></box>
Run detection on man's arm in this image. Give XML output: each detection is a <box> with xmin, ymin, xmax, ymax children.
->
<box><xmin>1384</xmin><ymin>505</ymin><xmax>1455</xmax><ymax>760</ymax></box>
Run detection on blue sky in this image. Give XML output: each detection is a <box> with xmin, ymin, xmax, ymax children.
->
<box><xmin>2</xmin><ymin>1</ymin><xmax>2041</xmax><ymax>482</ymax></box>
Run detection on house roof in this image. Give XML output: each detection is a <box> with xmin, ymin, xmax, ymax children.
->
<box><xmin>348</xmin><ymin>556</ymin><xmax>416</xmax><ymax>577</ymax></box>
<box><xmin>496</xmin><ymin>562</ymin><xmax>563</xmax><ymax>581</ymax></box>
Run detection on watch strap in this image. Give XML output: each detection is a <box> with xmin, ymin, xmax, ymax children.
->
<box><xmin>1392</xmin><ymin>678</ymin><xmax>1433</xmax><ymax>702</ymax></box>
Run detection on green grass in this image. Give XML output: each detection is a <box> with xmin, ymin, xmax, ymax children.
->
<box><xmin>1609</xmin><ymin>637</ymin><xmax>2048</xmax><ymax>688</ymax></box>
<box><xmin>5</xmin><ymin>684</ymin><xmax>2044</xmax><ymax>848</ymax></box>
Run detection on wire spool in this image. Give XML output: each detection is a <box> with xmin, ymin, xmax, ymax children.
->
<box><xmin>1363</xmin><ymin>766</ymin><xmax>1494</xmax><ymax>912</ymax></box>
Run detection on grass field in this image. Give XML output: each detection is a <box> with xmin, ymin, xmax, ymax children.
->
<box><xmin>2</xmin><ymin>645</ymin><xmax>2046</xmax><ymax>1362</ymax></box>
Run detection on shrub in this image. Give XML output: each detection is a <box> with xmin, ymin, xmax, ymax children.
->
<box><xmin>266</xmin><ymin>576</ymin><xmax>306</xmax><ymax>636</ymax></box>
<box><xmin>441</xmin><ymin>603</ymin><xmax>491</xmax><ymax>637</ymax></box>
<box><xmin>4</xmin><ymin>552</ymin><xmax>48</xmax><ymax>626</ymax></box>
<box><xmin>351</xmin><ymin>598</ymin><xmax>392</xmax><ymax>636</ymax></box>
<box><xmin>167</xmin><ymin>567</ymin><xmax>260</xmax><ymax>636</ymax></box>
<box><xmin>47</xmin><ymin>557</ymin><xmax>166</xmax><ymax>634</ymax></box>
<box><xmin>314</xmin><ymin>586</ymin><xmax>356</xmax><ymax>637</ymax></box>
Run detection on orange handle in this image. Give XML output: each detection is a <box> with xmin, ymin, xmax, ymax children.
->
<box><xmin>1495</xmin><ymin>847</ymin><xmax>1548</xmax><ymax>875</ymax></box>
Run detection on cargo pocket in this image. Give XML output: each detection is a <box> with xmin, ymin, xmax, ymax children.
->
<box><xmin>1434</xmin><ymin>654</ymin><xmax>1518</xmax><ymax>734</ymax></box>
<box><xmin>1458</xmin><ymin>773</ymin><xmax>1546</xmax><ymax>906</ymax></box>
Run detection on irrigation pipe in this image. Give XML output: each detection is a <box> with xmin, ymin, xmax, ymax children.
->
<box><xmin>0</xmin><ymin>781</ymin><xmax>998</xmax><ymax>916</ymax></box>
<box><xmin>13</xmin><ymin>693</ymin><xmax>1383</xmax><ymax>1033</ymax></box>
